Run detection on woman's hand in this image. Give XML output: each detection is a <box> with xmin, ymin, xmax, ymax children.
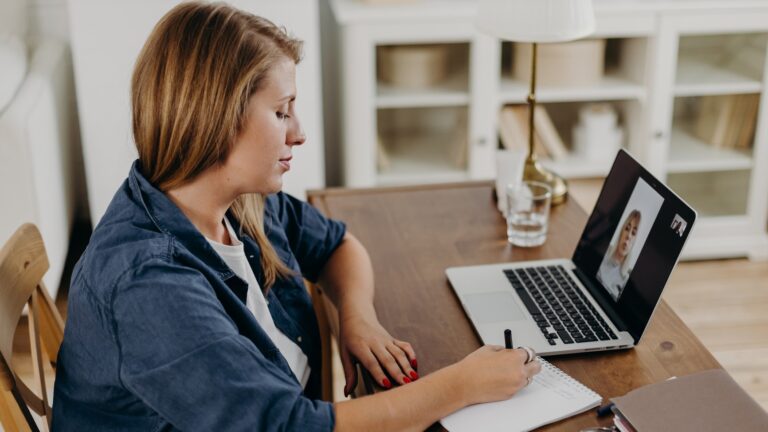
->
<box><xmin>338</xmin><ymin>314</ymin><xmax>418</xmax><ymax>396</ymax></box>
<box><xmin>451</xmin><ymin>345</ymin><xmax>542</xmax><ymax>405</ymax></box>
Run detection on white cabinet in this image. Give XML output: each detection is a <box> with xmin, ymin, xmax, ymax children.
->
<box><xmin>329</xmin><ymin>0</ymin><xmax>768</xmax><ymax>260</ymax></box>
<box><xmin>649</xmin><ymin>8</ymin><xmax>768</xmax><ymax>259</ymax></box>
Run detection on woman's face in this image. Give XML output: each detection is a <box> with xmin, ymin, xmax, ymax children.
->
<box><xmin>617</xmin><ymin>215</ymin><xmax>639</xmax><ymax>259</ymax></box>
<box><xmin>224</xmin><ymin>58</ymin><xmax>305</xmax><ymax>195</ymax></box>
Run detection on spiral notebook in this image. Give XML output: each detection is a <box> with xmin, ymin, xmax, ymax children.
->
<box><xmin>441</xmin><ymin>358</ymin><xmax>601</xmax><ymax>432</ymax></box>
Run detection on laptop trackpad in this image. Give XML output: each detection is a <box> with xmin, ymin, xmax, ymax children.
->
<box><xmin>463</xmin><ymin>292</ymin><xmax>526</xmax><ymax>323</ymax></box>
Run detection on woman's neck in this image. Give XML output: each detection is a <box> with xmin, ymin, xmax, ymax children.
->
<box><xmin>165</xmin><ymin>168</ymin><xmax>238</xmax><ymax>245</ymax></box>
<box><xmin>611</xmin><ymin>248</ymin><xmax>625</xmax><ymax>263</ymax></box>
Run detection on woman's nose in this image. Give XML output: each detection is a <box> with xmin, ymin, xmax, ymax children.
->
<box><xmin>288</xmin><ymin>118</ymin><xmax>306</xmax><ymax>146</ymax></box>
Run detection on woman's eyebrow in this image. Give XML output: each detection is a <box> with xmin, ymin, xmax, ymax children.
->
<box><xmin>277</xmin><ymin>94</ymin><xmax>296</xmax><ymax>103</ymax></box>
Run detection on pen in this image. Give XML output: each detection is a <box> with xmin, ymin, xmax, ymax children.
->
<box><xmin>504</xmin><ymin>328</ymin><xmax>513</xmax><ymax>349</ymax></box>
<box><xmin>596</xmin><ymin>402</ymin><xmax>614</xmax><ymax>417</ymax></box>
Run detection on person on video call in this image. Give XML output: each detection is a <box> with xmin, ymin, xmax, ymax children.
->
<box><xmin>597</xmin><ymin>210</ymin><xmax>642</xmax><ymax>301</ymax></box>
<box><xmin>51</xmin><ymin>2</ymin><xmax>542</xmax><ymax>431</ymax></box>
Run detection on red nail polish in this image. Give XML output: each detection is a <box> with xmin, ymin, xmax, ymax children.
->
<box><xmin>411</xmin><ymin>359</ymin><xmax>418</xmax><ymax>369</ymax></box>
<box><xmin>403</xmin><ymin>377</ymin><xmax>411</xmax><ymax>383</ymax></box>
<box><xmin>382</xmin><ymin>378</ymin><xmax>391</xmax><ymax>388</ymax></box>
<box><xmin>410</xmin><ymin>371</ymin><xmax>419</xmax><ymax>380</ymax></box>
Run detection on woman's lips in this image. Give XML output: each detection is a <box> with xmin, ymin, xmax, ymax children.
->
<box><xmin>279</xmin><ymin>156</ymin><xmax>292</xmax><ymax>170</ymax></box>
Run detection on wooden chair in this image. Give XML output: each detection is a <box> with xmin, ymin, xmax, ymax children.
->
<box><xmin>308</xmin><ymin>283</ymin><xmax>338</xmax><ymax>402</ymax></box>
<box><xmin>0</xmin><ymin>224</ymin><xmax>65</xmax><ymax>432</ymax></box>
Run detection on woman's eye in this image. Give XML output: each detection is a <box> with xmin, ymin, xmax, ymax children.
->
<box><xmin>276</xmin><ymin>111</ymin><xmax>289</xmax><ymax>120</ymax></box>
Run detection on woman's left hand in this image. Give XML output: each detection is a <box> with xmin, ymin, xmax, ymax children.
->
<box><xmin>338</xmin><ymin>314</ymin><xmax>418</xmax><ymax>396</ymax></box>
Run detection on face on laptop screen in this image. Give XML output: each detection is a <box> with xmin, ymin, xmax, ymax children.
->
<box><xmin>573</xmin><ymin>150</ymin><xmax>696</xmax><ymax>341</ymax></box>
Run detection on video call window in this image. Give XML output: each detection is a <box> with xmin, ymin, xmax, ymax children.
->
<box><xmin>596</xmin><ymin>178</ymin><xmax>664</xmax><ymax>301</ymax></box>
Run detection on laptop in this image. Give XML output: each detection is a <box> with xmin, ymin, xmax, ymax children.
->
<box><xmin>446</xmin><ymin>150</ymin><xmax>696</xmax><ymax>356</ymax></box>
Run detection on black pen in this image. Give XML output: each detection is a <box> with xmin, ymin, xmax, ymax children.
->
<box><xmin>596</xmin><ymin>402</ymin><xmax>615</xmax><ymax>417</ymax></box>
<box><xmin>504</xmin><ymin>328</ymin><xmax>513</xmax><ymax>349</ymax></box>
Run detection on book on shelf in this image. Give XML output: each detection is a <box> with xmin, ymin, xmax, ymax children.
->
<box><xmin>736</xmin><ymin>94</ymin><xmax>760</xmax><ymax>150</ymax></box>
<box><xmin>498</xmin><ymin>105</ymin><xmax>568</xmax><ymax>160</ymax></box>
<box><xmin>534</xmin><ymin>106</ymin><xmax>569</xmax><ymax>160</ymax></box>
<box><xmin>694</xmin><ymin>94</ymin><xmax>759</xmax><ymax>150</ymax></box>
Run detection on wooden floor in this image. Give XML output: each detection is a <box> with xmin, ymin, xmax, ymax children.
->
<box><xmin>663</xmin><ymin>259</ymin><xmax>768</xmax><ymax>410</ymax></box>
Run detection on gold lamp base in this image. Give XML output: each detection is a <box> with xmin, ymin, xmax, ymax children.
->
<box><xmin>523</xmin><ymin>157</ymin><xmax>568</xmax><ymax>205</ymax></box>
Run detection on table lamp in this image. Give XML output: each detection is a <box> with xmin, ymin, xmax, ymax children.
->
<box><xmin>476</xmin><ymin>0</ymin><xmax>596</xmax><ymax>205</ymax></box>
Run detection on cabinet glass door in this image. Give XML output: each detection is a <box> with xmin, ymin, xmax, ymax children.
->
<box><xmin>667</xmin><ymin>33</ymin><xmax>766</xmax><ymax>217</ymax></box>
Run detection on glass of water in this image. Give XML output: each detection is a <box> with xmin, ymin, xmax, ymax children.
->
<box><xmin>506</xmin><ymin>181</ymin><xmax>552</xmax><ymax>247</ymax></box>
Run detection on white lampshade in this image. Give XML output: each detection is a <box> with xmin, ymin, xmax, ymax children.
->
<box><xmin>476</xmin><ymin>0</ymin><xmax>596</xmax><ymax>43</ymax></box>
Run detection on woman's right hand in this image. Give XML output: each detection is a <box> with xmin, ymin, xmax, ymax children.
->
<box><xmin>452</xmin><ymin>345</ymin><xmax>542</xmax><ymax>405</ymax></box>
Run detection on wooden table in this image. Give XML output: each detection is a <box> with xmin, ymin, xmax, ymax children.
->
<box><xmin>308</xmin><ymin>182</ymin><xmax>722</xmax><ymax>431</ymax></box>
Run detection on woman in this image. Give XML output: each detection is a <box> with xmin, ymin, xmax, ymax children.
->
<box><xmin>597</xmin><ymin>209</ymin><xmax>641</xmax><ymax>301</ymax></box>
<box><xmin>52</xmin><ymin>3</ymin><xmax>540</xmax><ymax>431</ymax></box>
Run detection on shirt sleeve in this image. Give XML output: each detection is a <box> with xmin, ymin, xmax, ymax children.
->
<box><xmin>112</xmin><ymin>259</ymin><xmax>335</xmax><ymax>432</ymax></box>
<box><xmin>270</xmin><ymin>192</ymin><xmax>347</xmax><ymax>283</ymax></box>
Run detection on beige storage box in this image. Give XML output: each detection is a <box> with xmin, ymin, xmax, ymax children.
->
<box><xmin>359</xmin><ymin>0</ymin><xmax>419</xmax><ymax>3</ymax></box>
<box><xmin>513</xmin><ymin>39</ymin><xmax>606</xmax><ymax>87</ymax></box>
<box><xmin>378</xmin><ymin>44</ymin><xmax>449</xmax><ymax>89</ymax></box>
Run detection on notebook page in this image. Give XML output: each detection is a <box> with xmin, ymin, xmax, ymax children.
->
<box><xmin>441</xmin><ymin>358</ymin><xmax>601</xmax><ymax>432</ymax></box>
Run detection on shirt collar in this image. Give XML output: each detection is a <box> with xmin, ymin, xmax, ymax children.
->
<box><xmin>127</xmin><ymin>160</ymin><xmax>239</xmax><ymax>280</ymax></box>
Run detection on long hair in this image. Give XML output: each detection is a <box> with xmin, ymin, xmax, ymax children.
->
<box><xmin>607</xmin><ymin>209</ymin><xmax>642</xmax><ymax>278</ymax></box>
<box><xmin>131</xmin><ymin>1</ymin><xmax>302</xmax><ymax>288</ymax></box>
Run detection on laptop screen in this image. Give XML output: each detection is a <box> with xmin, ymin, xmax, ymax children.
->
<box><xmin>572</xmin><ymin>150</ymin><xmax>696</xmax><ymax>342</ymax></box>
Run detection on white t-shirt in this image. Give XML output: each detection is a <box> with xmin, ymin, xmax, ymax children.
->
<box><xmin>206</xmin><ymin>218</ymin><xmax>310</xmax><ymax>388</ymax></box>
<box><xmin>596</xmin><ymin>255</ymin><xmax>627</xmax><ymax>301</ymax></box>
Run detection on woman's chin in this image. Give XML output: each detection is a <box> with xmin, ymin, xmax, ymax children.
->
<box><xmin>265</xmin><ymin>177</ymin><xmax>284</xmax><ymax>194</ymax></box>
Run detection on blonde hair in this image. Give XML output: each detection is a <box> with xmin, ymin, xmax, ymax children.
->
<box><xmin>609</xmin><ymin>209</ymin><xmax>642</xmax><ymax>277</ymax></box>
<box><xmin>131</xmin><ymin>1</ymin><xmax>302</xmax><ymax>288</ymax></box>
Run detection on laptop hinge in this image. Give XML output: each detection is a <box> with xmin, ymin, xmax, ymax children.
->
<box><xmin>573</xmin><ymin>267</ymin><xmax>631</xmax><ymax>339</ymax></box>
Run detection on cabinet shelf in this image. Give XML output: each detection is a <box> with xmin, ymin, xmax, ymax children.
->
<box><xmin>333</xmin><ymin>1</ymin><xmax>768</xmax><ymax>259</ymax></box>
<box><xmin>376</xmin><ymin>69</ymin><xmax>470</xmax><ymax>109</ymax></box>
<box><xmin>674</xmin><ymin>56</ymin><xmax>763</xmax><ymax>97</ymax></box>
<box><xmin>499</xmin><ymin>73</ymin><xmax>645</xmax><ymax>104</ymax></box>
<box><xmin>377</xmin><ymin>130</ymin><xmax>468</xmax><ymax>185</ymax></box>
<box><xmin>540</xmin><ymin>154</ymin><xmax>615</xmax><ymax>179</ymax></box>
<box><xmin>667</xmin><ymin>128</ymin><xmax>754</xmax><ymax>173</ymax></box>
<box><xmin>668</xmin><ymin>169</ymin><xmax>751</xmax><ymax>217</ymax></box>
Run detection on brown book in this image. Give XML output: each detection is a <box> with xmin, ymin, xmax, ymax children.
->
<box><xmin>695</xmin><ymin>95</ymin><xmax>719</xmax><ymax>145</ymax></box>
<box><xmin>713</xmin><ymin>95</ymin><xmax>738</xmax><ymax>148</ymax></box>
<box><xmin>696</xmin><ymin>95</ymin><xmax>738</xmax><ymax>148</ymax></box>
<box><xmin>735</xmin><ymin>94</ymin><xmax>760</xmax><ymax>150</ymax></box>
<box><xmin>534</xmin><ymin>105</ymin><xmax>569</xmax><ymax>160</ymax></box>
<box><xmin>724</xmin><ymin>94</ymin><xmax>749</xmax><ymax>149</ymax></box>
<box><xmin>612</xmin><ymin>369</ymin><xmax>768</xmax><ymax>432</ymax></box>
<box><xmin>511</xmin><ymin>105</ymin><xmax>549</xmax><ymax>159</ymax></box>
<box><xmin>498</xmin><ymin>106</ymin><xmax>549</xmax><ymax>159</ymax></box>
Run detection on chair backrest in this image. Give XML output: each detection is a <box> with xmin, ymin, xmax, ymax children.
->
<box><xmin>0</xmin><ymin>224</ymin><xmax>65</xmax><ymax>431</ymax></box>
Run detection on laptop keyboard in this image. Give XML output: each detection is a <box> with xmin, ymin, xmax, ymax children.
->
<box><xmin>503</xmin><ymin>265</ymin><xmax>619</xmax><ymax>345</ymax></box>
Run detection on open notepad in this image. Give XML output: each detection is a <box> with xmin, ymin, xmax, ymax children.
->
<box><xmin>441</xmin><ymin>357</ymin><xmax>601</xmax><ymax>432</ymax></box>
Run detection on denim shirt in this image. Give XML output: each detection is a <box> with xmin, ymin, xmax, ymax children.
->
<box><xmin>52</xmin><ymin>161</ymin><xmax>346</xmax><ymax>431</ymax></box>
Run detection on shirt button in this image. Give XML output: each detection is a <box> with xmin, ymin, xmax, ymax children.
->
<box><xmin>297</xmin><ymin>336</ymin><xmax>303</xmax><ymax>343</ymax></box>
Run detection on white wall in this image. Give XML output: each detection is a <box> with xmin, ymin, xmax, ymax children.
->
<box><xmin>27</xmin><ymin>0</ymin><xmax>89</xmax><ymax>220</ymax></box>
<box><xmin>28</xmin><ymin>0</ymin><xmax>70</xmax><ymax>41</ymax></box>
<box><xmin>67</xmin><ymin>0</ymin><xmax>327</xmax><ymax>225</ymax></box>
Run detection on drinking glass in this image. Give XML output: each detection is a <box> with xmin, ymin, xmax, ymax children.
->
<box><xmin>506</xmin><ymin>181</ymin><xmax>552</xmax><ymax>247</ymax></box>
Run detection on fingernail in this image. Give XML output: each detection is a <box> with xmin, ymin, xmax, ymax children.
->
<box><xmin>403</xmin><ymin>376</ymin><xmax>411</xmax><ymax>383</ymax></box>
<box><xmin>382</xmin><ymin>378</ymin><xmax>391</xmax><ymax>388</ymax></box>
<box><xmin>411</xmin><ymin>359</ymin><xmax>418</xmax><ymax>369</ymax></box>
<box><xmin>410</xmin><ymin>371</ymin><xmax>419</xmax><ymax>380</ymax></box>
